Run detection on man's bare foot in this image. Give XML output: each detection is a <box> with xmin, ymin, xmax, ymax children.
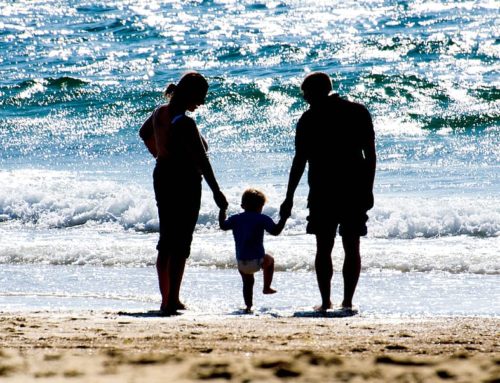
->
<box><xmin>313</xmin><ymin>301</ymin><xmax>333</xmax><ymax>312</ymax></box>
<box><xmin>341</xmin><ymin>301</ymin><xmax>352</xmax><ymax>310</ymax></box>
<box><xmin>243</xmin><ymin>307</ymin><xmax>253</xmax><ymax>314</ymax></box>
<box><xmin>263</xmin><ymin>287</ymin><xmax>277</xmax><ymax>294</ymax></box>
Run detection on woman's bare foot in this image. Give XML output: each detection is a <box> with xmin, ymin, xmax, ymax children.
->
<box><xmin>176</xmin><ymin>301</ymin><xmax>187</xmax><ymax>310</ymax></box>
<box><xmin>159</xmin><ymin>305</ymin><xmax>181</xmax><ymax>317</ymax></box>
<box><xmin>160</xmin><ymin>301</ymin><xmax>187</xmax><ymax>312</ymax></box>
<box><xmin>263</xmin><ymin>287</ymin><xmax>277</xmax><ymax>294</ymax></box>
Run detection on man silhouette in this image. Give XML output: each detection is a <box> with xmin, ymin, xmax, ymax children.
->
<box><xmin>280</xmin><ymin>72</ymin><xmax>376</xmax><ymax>312</ymax></box>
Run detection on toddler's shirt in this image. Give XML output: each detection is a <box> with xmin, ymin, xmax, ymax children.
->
<box><xmin>221</xmin><ymin>211</ymin><xmax>277</xmax><ymax>261</ymax></box>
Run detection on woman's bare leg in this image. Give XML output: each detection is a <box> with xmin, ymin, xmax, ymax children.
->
<box><xmin>156</xmin><ymin>253</ymin><xmax>169</xmax><ymax>310</ymax></box>
<box><xmin>162</xmin><ymin>256</ymin><xmax>187</xmax><ymax>315</ymax></box>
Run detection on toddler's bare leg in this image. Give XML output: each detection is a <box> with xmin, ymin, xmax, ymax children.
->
<box><xmin>262</xmin><ymin>254</ymin><xmax>277</xmax><ymax>294</ymax></box>
<box><xmin>239</xmin><ymin>271</ymin><xmax>255</xmax><ymax>312</ymax></box>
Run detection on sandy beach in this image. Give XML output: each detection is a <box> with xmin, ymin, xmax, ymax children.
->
<box><xmin>0</xmin><ymin>311</ymin><xmax>497</xmax><ymax>382</ymax></box>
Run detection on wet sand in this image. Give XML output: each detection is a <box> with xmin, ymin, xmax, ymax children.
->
<box><xmin>0</xmin><ymin>311</ymin><xmax>498</xmax><ymax>382</ymax></box>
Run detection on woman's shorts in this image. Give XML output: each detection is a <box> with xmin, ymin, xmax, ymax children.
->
<box><xmin>237</xmin><ymin>258</ymin><xmax>263</xmax><ymax>274</ymax></box>
<box><xmin>153</xmin><ymin>165</ymin><xmax>201</xmax><ymax>259</ymax></box>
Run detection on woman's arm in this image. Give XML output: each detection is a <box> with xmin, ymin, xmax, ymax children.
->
<box><xmin>183</xmin><ymin>120</ymin><xmax>228</xmax><ymax>209</ymax></box>
<box><xmin>139</xmin><ymin>113</ymin><xmax>157</xmax><ymax>157</ymax></box>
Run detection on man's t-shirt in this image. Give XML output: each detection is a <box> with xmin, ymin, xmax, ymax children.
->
<box><xmin>221</xmin><ymin>212</ymin><xmax>277</xmax><ymax>261</ymax></box>
<box><xmin>295</xmin><ymin>94</ymin><xmax>375</xmax><ymax>210</ymax></box>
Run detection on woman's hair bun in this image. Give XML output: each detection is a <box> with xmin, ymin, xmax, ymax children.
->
<box><xmin>164</xmin><ymin>83</ymin><xmax>177</xmax><ymax>99</ymax></box>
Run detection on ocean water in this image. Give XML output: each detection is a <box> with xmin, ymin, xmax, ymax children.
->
<box><xmin>0</xmin><ymin>1</ymin><xmax>498</xmax><ymax>317</ymax></box>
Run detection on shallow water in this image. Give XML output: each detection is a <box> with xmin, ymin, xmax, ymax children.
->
<box><xmin>0</xmin><ymin>265</ymin><xmax>497</xmax><ymax>317</ymax></box>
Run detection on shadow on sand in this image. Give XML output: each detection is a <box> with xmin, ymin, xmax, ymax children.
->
<box><xmin>116</xmin><ymin>308</ymin><xmax>358</xmax><ymax>319</ymax></box>
<box><xmin>228</xmin><ymin>309</ymin><xmax>254</xmax><ymax>316</ymax></box>
<box><xmin>293</xmin><ymin>308</ymin><xmax>358</xmax><ymax>318</ymax></box>
<box><xmin>227</xmin><ymin>308</ymin><xmax>283</xmax><ymax>317</ymax></box>
<box><xmin>117</xmin><ymin>310</ymin><xmax>182</xmax><ymax>318</ymax></box>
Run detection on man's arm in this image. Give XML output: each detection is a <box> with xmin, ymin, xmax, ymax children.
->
<box><xmin>364</xmin><ymin>138</ymin><xmax>376</xmax><ymax>191</ymax></box>
<box><xmin>280</xmin><ymin>153</ymin><xmax>306</xmax><ymax>219</ymax></box>
<box><xmin>280</xmin><ymin>118</ymin><xmax>308</xmax><ymax>219</ymax></box>
<box><xmin>361</xmin><ymin>107</ymin><xmax>376</xmax><ymax>210</ymax></box>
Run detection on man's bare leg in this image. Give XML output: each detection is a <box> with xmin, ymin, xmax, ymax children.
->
<box><xmin>314</xmin><ymin>234</ymin><xmax>335</xmax><ymax>311</ymax></box>
<box><xmin>262</xmin><ymin>254</ymin><xmax>277</xmax><ymax>294</ymax></box>
<box><xmin>341</xmin><ymin>235</ymin><xmax>361</xmax><ymax>309</ymax></box>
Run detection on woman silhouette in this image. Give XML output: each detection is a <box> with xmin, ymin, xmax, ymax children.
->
<box><xmin>141</xmin><ymin>72</ymin><xmax>227</xmax><ymax>315</ymax></box>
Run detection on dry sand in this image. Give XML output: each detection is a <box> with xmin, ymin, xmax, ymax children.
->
<box><xmin>0</xmin><ymin>311</ymin><xmax>498</xmax><ymax>382</ymax></box>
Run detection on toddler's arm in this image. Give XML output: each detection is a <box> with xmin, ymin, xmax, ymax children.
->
<box><xmin>269</xmin><ymin>216</ymin><xmax>288</xmax><ymax>236</ymax></box>
<box><xmin>219</xmin><ymin>208</ymin><xmax>228</xmax><ymax>230</ymax></box>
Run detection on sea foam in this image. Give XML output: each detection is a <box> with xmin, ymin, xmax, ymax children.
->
<box><xmin>1</xmin><ymin>169</ymin><xmax>498</xmax><ymax>239</ymax></box>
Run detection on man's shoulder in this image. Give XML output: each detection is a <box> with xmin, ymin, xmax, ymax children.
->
<box><xmin>300</xmin><ymin>95</ymin><xmax>368</xmax><ymax>117</ymax></box>
<box><xmin>298</xmin><ymin>109</ymin><xmax>312</xmax><ymax>124</ymax></box>
<box><xmin>332</xmin><ymin>95</ymin><xmax>368</xmax><ymax>112</ymax></box>
<box><xmin>297</xmin><ymin>108</ymin><xmax>316</xmax><ymax>133</ymax></box>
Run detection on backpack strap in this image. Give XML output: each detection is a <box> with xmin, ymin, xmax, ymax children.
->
<box><xmin>171</xmin><ymin>113</ymin><xmax>185</xmax><ymax>124</ymax></box>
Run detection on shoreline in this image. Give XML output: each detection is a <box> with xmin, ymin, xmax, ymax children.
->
<box><xmin>0</xmin><ymin>311</ymin><xmax>498</xmax><ymax>382</ymax></box>
<box><xmin>1</xmin><ymin>266</ymin><xmax>498</xmax><ymax>317</ymax></box>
